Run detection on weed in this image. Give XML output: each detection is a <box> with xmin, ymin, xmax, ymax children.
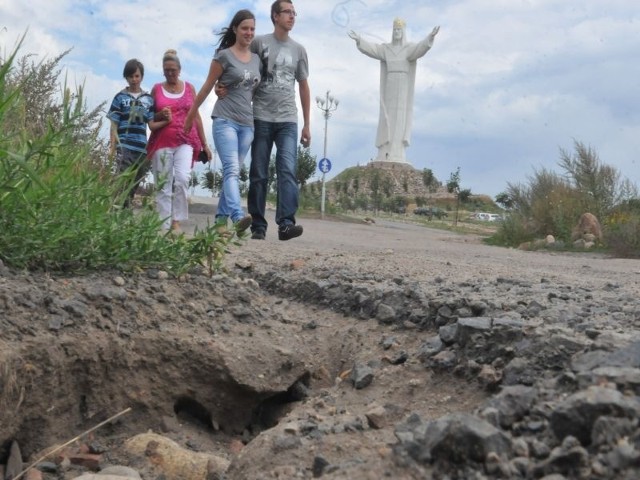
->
<box><xmin>0</xmin><ymin>37</ymin><xmax>236</xmax><ymax>275</ymax></box>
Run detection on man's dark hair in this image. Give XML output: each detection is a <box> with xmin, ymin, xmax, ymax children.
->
<box><xmin>270</xmin><ymin>0</ymin><xmax>293</xmax><ymax>25</ymax></box>
<box><xmin>123</xmin><ymin>59</ymin><xmax>144</xmax><ymax>78</ymax></box>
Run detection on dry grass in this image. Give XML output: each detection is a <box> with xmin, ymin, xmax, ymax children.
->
<box><xmin>0</xmin><ymin>351</ymin><xmax>36</xmax><ymax>414</ymax></box>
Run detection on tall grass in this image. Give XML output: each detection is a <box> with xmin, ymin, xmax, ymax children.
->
<box><xmin>0</xmin><ymin>38</ymin><xmax>233</xmax><ymax>275</ymax></box>
<box><xmin>490</xmin><ymin>141</ymin><xmax>639</xmax><ymax>254</ymax></box>
<box><xmin>602</xmin><ymin>200</ymin><xmax>640</xmax><ymax>258</ymax></box>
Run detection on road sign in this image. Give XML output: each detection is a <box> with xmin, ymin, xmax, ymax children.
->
<box><xmin>318</xmin><ymin>158</ymin><xmax>332</xmax><ymax>174</ymax></box>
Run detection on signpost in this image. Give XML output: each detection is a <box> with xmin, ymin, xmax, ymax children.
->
<box><xmin>318</xmin><ymin>158</ymin><xmax>332</xmax><ymax>216</ymax></box>
<box><xmin>315</xmin><ymin>90</ymin><xmax>338</xmax><ymax>218</ymax></box>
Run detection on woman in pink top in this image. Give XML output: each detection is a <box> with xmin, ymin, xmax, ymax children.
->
<box><xmin>147</xmin><ymin>49</ymin><xmax>210</xmax><ymax>232</ymax></box>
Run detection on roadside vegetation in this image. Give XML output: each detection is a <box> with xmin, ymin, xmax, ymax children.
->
<box><xmin>0</xmin><ymin>40</ymin><xmax>232</xmax><ymax>275</ymax></box>
<box><xmin>487</xmin><ymin>141</ymin><xmax>639</xmax><ymax>256</ymax></box>
<box><xmin>306</xmin><ymin>144</ymin><xmax>639</xmax><ymax>258</ymax></box>
<box><xmin>297</xmin><ymin>165</ymin><xmax>500</xmax><ymax>230</ymax></box>
<box><xmin>269</xmin><ymin>138</ymin><xmax>640</xmax><ymax>257</ymax></box>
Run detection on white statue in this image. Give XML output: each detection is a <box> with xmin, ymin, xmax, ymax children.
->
<box><xmin>349</xmin><ymin>19</ymin><xmax>439</xmax><ymax>164</ymax></box>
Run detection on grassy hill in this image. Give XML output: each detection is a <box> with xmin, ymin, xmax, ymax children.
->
<box><xmin>307</xmin><ymin>162</ymin><xmax>497</xmax><ymax>213</ymax></box>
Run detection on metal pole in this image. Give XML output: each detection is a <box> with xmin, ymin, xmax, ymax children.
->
<box><xmin>322</xmin><ymin>91</ymin><xmax>329</xmax><ymax>159</ymax></box>
<box><xmin>321</xmin><ymin>93</ymin><xmax>329</xmax><ymax>216</ymax></box>
<box><xmin>321</xmin><ymin>172</ymin><xmax>326</xmax><ymax>216</ymax></box>
<box><xmin>315</xmin><ymin>90</ymin><xmax>338</xmax><ymax>218</ymax></box>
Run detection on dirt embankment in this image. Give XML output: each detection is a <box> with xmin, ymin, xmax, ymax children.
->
<box><xmin>1</xmin><ymin>201</ymin><xmax>640</xmax><ymax>479</ymax></box>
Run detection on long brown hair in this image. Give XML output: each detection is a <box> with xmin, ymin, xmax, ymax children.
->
<box><xmin>216</xmin><ymin>9</ymin><xmax>256</xmax><ymax>52</ymax></box>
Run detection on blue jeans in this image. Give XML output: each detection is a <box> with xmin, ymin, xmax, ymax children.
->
<box><xmin>212</xmin><ymin>117</ymin><xmax>254</xmax><ymax>223</ymax></box>
<box><xmin>248</xmin><ymin>120</ymin><xmax>298</xmax><ymax>233</ymax></box>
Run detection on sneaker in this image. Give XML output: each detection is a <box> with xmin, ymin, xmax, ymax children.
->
<box><xmin>251</xmin><ymin>230</ymin><xmax>266</xmax><ymax>240</ymax></box>
<box><xmin>278</xmin><ymin>224</ymin><xmax>303</xmax><ymax>241</ymax></box>
<box><xmin>233</xmin><ymin>215</ymin><xmax>252</xmax><ymax>235</ymax></box>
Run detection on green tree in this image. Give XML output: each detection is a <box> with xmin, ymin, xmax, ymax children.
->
<box><xmin>388</xmin><ymin>195</ymin><xmax>407</xmax><ymax>213</ymax></box>
<box><xmin>370</xmin><ymin>170</ymin><xmax>381</xmax><ymax>211</ymax></box>
<box><xmin>422</xmin><ymin>168</ymin><xmax>438</xmax><ymax>192</ymax></box>
<box><xmin>267</xmin><ymin>146</ymin><xmax>317</xmax><ymax>193</ymax></box>
<box><xmin>337</xmin><ymin>193</ymin><xmax>355</xmax><ymax>211</ymax></box>
<box><xmin>189</xmin><ymin>170</ymin><xmax>199</xmax><ymax>197</ymax></box>
<box><xmin>415</xmin><ymin>196</ymin><xmax>427</xmax><ymax>207</ymax></box>
<box><xmin>559</xmin><ymin>140</ymin><xmax>637</xmax><ymax>220</ymax></box>
<box><xmin>382</xmin><ymin>175</ymin><xmax>393</xmax><ymax>198</ymax></box>
<box><xmin>296</xmin><ymin>146</ymin><xmax>317</xmax><ymax>188</ymax></box>
<box><xmin>355</xmin><ymin>195</ymin><xmax>369</xmax><ymax>211</ymax></box>
<box><xmin>447</xmin><ymin>167</ymin><xmax>471</xmax><ymax>226</ymax></box>
<box><xmin>200</xmin><ymin>167</ymin><xmax>222</xmax><ymax>194</ymax></box>
<box><xmin>495</xmin><ymin>192</ymin><xmax>514</xmax><ymax>210</ymax></box>
<box><xmin>239</xmin><ymin>164</ymin><xmax>249</xmax><ymax>196</ymax></box>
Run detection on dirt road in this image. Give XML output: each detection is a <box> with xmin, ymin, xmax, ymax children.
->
<box><xmin>2</xmin><ymin>197</ymin><xmax>640</xmax><ymax>479</ymax></box>
<box><xmin>187</xmin><ymin>196</ymin><xmax>640</xmax><ymax>294</ymax></box>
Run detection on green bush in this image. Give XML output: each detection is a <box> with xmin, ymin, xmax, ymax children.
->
<box><xmin>489</xmin><ymin>141</ymin><xmax>639</xmax><ymax>252</ymax></box>
<box><xmin>605</xmin><ymin>217</ymin><xmax>640</xmax><ymax>258</ymax></box>
<box><xmin>0</xmin><ymin>38</ymin><xmax>233</xmax><ymax>275</ymax></box>
<box><xmin>603</xmin><ymin>202</ymin><xmax>640</xmax><ymax>257</ymax></box>
<box><xmin>484</xmin><ymin>214</ymin><xmax>533</xmax><ymax>247</ymax></box>
<box><xmin>299</xmin><ymin>186</ymin><xmax>321</xmax><ymax>211</ymax></box>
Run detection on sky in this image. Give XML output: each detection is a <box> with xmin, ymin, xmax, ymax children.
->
<box><xmin>1</xmin><ymin>0</ymin><xmax>639</xmax><ymax>198</ymax></box>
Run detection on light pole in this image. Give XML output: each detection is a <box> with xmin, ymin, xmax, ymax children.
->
<box><xmin>315</xmin><ymin>90</ymin><xmax>339</xmax><ymax>216</ymax></box>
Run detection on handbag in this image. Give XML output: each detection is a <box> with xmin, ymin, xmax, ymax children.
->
<box><xmin>197</xmin><ymin>149</ymin><xmax>209</xmax><ymax>164</ymax></box>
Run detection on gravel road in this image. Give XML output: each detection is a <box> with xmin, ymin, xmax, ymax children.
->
<box><xmin>187</xmin><ymin>196</ymin><xmax>640</xmax><ymax>295</ymax></box>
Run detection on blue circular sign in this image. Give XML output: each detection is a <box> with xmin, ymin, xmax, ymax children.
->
<box><xmin>318</xmin><ymin>158</ymin><xmax>332</xmax><ymax>174</ymax></box>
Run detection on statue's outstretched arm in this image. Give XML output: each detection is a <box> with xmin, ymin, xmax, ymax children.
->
<box><xmin>348</xmin><ymin>31</ymin><xmax>384</xmax><ymax>59</ymax></box>
<box><xmin>428</xmin><ymin>26</ymin><xmax>440</xmax><ymax>43</ymax></box>
<box><xmin>407</xmin><ymin>25</ymin><xmax>440</xmax><ymax>61</ymax></box>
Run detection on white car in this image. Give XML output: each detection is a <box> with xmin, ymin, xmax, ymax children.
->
<box><xmin>473</xmin><ymin>212</ymin><xmax>502</xmax><ymax>222</ymax></box>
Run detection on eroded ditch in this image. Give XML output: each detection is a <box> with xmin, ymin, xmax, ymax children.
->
<box><xmin>1</xmin><ymin>262</ymin><xmax>640</xmax><ymax>479</ymax></box>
